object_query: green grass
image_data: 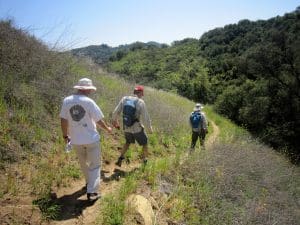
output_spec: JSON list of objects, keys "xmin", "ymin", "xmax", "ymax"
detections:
[
  {"xmin": 3, "ymin": 61, "xmax": 299, "ymax": 225},
  {"xmin": 97, "ymin": 173, "xmax": 138, "ymax": 225},
  {"xmin": 1, "ymin": 20, "xmax": 299, "ymax": 225},
  {"xmin": 160, "ymin": 108, "xmax": 300, "ymax": 225},
  {"xmin": 32, "ymin": 197, "xmax": 61, "ymax": 220},
  {"xmin": 204, "ymin": 105, "xmax": 248, "ymax": 141},
  {"xmin": 99, "ymin": 194, "xmax": 125, "ymax": 225}
]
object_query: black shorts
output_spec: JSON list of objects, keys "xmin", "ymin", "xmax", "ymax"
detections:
[{"xmin": 125, "ymin": 129, "xmax": 148, "ymax": 146}]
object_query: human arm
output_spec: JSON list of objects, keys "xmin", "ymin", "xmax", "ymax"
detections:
[
  {"xmin": 201, "ymin": 113, "xmax": 208, "ymax": 133},
  {"xmin": 140, "ymin": 101, "xmax": 153, "ymax": 133},
  {"xmin": 111, "ymin": 98, "xmax": 123, "ymax": 129},
  {"xmin": 60, "ymin": 118, "xmax": 70, "ymax": 143},
  {"xmin": 189, "ymin": 113, "xmax": 193, "ymax": 128},
  {"xmin": 97, "ymin": 119, "xmax": 112, "ymax": 133}
]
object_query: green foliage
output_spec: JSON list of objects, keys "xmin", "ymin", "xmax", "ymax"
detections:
[
  {"xmin": 0, "ymin": 20, "xmax": 77, "ymax": 162},
  {"xmin": 99, "ymin": 195, "xmax": 125, "ymax": 225},
  {"xmin": 199, "ymin": 9, "xmax": 300, "ymax": 161},
  {"xmin": 71, "ymin": 41, "xmax": 164, "ymax": 64},
  {"xmin": 98, "ymin": 174, "xmax": 138, "ymax": 225},
  {"xmin": 96, "ymin": 8, "xmax": 300, "ymax": 161},
  {"xmin": 163, "ymin": 109, "xmax": 300, "ymax": 225},
  {"xmin": 106, "ymin": 38, "xmax": 212, "ymax": 103},
  {"xmin": 32, "ymin": 197, "xmax": 61, "ymax": 220}
]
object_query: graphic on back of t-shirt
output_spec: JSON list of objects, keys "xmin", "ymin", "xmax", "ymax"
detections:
[{"xmin": 70, "ymin": 104, "xmax": 86, "ymax": 121}]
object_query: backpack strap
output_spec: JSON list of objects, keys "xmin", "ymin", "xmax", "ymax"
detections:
[{"xmin": 133, "ymin": 98, "xmax": 139, "ymax": 122}]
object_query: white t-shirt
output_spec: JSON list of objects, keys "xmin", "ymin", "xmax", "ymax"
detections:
[{"xmin": 59, "ymin": 94, "xmax": 104, "ymax": 145}]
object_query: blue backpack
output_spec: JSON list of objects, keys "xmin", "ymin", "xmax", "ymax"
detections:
[
  {"xmin": 123, "ymin": 98, "xmax": 138, "ymax": 127},
  {"xmin": 190, "ymin": 111, "xmax": 202, "ymax": 129}
]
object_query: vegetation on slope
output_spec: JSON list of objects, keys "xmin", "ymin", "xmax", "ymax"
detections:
[
  {"xmin": 0, "ymin": 20, "xmax": 194, "ymax": 223},
  {"xmin": 0, "ymin": 19, "xmax": 299, "ymax": 225},
  {"xmin": 0, "ymin": 20, "xmax": 77, "ymax": 164},
  {"xmin": 98, "ymin": 8, "xmax": 300, "ymax": 162},
  {"xmin": 160, "ymin": 107, "xmax": 300, "ymax": 225},
  {"xmin": 71, "ymin": 41, "xmax": 167, "ymax": 64}
]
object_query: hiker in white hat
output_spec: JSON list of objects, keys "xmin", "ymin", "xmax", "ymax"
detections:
[
  {"xmin": 189, "ymin": 103, "xmax": 208, "ymax": 151},
  {"xmin": 60, "ymin": 78, "xmax": 112, "ymax": 201}
]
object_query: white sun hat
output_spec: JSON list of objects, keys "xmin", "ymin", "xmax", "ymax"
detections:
[
  {"xmin": 73, "ymin": 78, "xmax": 97, "ymax": 90},
  {"xmin": 194, "ymin": 103, "xmax": 203, "ymax": 111}
]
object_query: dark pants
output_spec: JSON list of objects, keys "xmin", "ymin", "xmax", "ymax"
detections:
[
  {"xmin": 191, "ymin": 130, "xmax": 206, "ymax": 149},
  {"xmin": 124, "ymin": 129, "xmax": 148, "ymax": 146}
]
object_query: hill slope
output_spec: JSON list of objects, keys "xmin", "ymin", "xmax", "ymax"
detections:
[
  {"xmin": 0, "ymin": 19, "xmax": 299, "ymax": 225},
  {"xmin": 79, "ymin": 8, "xmax": 300, "ymax": 162},
  {"xmin": 70, "ymin": 41, "xmax": 166, "ymax": 64}
]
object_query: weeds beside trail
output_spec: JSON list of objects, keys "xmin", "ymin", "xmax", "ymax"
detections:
[
  {"xmin": 1, "ymin": 20, "xmax": 299, "ymax": 224},
  {"xmin": 161, "ymin": 107, "xmax": 300, "ymax": 225}
]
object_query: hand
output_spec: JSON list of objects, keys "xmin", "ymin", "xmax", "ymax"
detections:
[
  {"xmin": 149, "ymin": 126, "xmax": 153, "ymax": 134},
  {"xmin": 64, "ymin": 136, "xmax": 70, "ymax": 144},
  {"xmin": 112, "ymin": 120, "xmax": 120, "ymax": 130},
  {"xmin": 107, "ymin": 126, "xmax": 113, "ymax": 134}
]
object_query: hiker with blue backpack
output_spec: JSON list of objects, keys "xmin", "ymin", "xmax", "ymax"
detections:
[
  {"xmin": 112, "ymin": 85, "xmax": 153, "ymax": 167},
  {"xmin": 190, "ymin": 103, "xmax": 208, "ymax": 151}
]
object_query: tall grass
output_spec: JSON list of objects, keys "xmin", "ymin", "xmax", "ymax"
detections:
[
  {"xmin": 2, "ymin": 20, "xmax": 298, "ymax": 225},
  {"xmin": 88, "ymin": 70, "xmax": 198, "ymax": 225},
  {"xmin": 161, "ymin": 108, "xmax": 300, "ymax": 225}
]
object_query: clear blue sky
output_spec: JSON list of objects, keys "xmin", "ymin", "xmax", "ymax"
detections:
[{"xmin": 0, "ymin": 0, "xmax": 299, "ymax": 49}]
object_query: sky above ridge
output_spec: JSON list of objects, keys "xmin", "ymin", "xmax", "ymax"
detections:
[{"xmin": 0, "ymin": 0, "xmax": 299, "ymax": 49}]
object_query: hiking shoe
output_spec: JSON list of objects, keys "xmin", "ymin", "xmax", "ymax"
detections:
[
  {"xmin": 115, "ymin": 156, "xmax": 124, "ymax": 167},
  {"xmin": 87, "ymin": 193, "xmax": 99, "ymax": 201},
  {"xmin": 125, "ymin": 157, "xmax": 131, "ymax": 164},
  {"xmin": 143, "ymin": 159, "xmax": 148, "ymax": 165},
  {"xmin": 82, "ymin": 183, "xmax": 87, "ymax": 193}
]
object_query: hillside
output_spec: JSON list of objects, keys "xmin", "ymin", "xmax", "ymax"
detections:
[
  {"xmin": 0, "ymin": 19, "xmax": 299, "ymax": 225},
  {"xmin": 0, "ymin": 20, "xmax": 76, "ymax": 164},
  {"xmin": 79, "ymin": 8, "xmax": 300, "ymax": 162},
  {"xmin": 70, "ymin": 41, "xmax": 167, "ymax": 64},
  {"xmin": 0, "ymin": 20, "xmax": 193, "ymax": 223}
]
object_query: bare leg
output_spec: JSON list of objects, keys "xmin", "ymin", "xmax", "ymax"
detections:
[
  {"xmin": 116, "ymin": 143, "xmax": 130, "ymax": 167},
  {"xmin": 142, "ymin": 144, "xmax": 148, "ymax": 160},
  {"xmin": 120, "ymin": 143, "xmax": 130, "ymax": 158}
]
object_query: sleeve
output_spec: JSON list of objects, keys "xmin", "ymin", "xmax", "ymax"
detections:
[
  {"xmin": 112, "ymin": 98, "xmax": 124, "ymax": 121},
  {"xmin": 59, "ymin": 99, "xmax": 68, "ymax": 119},
  {"xmin": 140, "ymin": 100, "xmax": 152, "ymax": 130},
  {"xmin": 90, "ymin": 100, "xmax": 104, "ymax": 122},
  {"xmin": 201, "ymin": 112, "xmax": 208, "ymax": 129},
  {"xmin": 189, "ymin": 113, "xmax": 192, "ymax": 127}
]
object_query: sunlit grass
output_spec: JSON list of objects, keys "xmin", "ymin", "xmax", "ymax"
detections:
[{"xmin": 161, "ymin": 107, "xmax": 300, "ymax": 225}]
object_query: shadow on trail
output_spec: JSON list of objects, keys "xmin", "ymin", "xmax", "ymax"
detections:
[
  {"xmin": 48, "ymin": 186, "xmax": 97, "ymax": 221},
  {"xmin": 102, "ymin": 166, "xmax": 140, "ymax": 182},
  {"xmin": 39, "ymin": 166, "xmax": 141, "ymax": 221}
]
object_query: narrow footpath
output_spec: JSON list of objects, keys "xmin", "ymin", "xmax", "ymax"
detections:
[{"xmin": 50, "ymin": 120, "xmax": 220, "ymax": 225}]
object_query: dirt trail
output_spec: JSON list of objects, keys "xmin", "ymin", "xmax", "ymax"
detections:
[
  {"xmin": 52, "ymin": 122, "xmax": 220, "ymax": 225},
  {"xmin": 179, "ymin": 120, "xmax": 219, "ymax": 165},
  {"xmin": 0, "ymin": 120, "xmax": 220, "ymax": 225},
  {"xmin": 207, "ymin": 121, "xmax": 220, "ymax": 148},
  {"xmin": 49, "ymin": 160, "xmax": 141, "ymax": 225}
]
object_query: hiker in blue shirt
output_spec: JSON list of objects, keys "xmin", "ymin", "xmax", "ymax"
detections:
[
  {"xmin": 189, "ymin": 103, "xmax": 208, "ymax": 151},
  {"xmin": 112, "ymin": 85, "xmax": 153, "ymax": 167}
]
